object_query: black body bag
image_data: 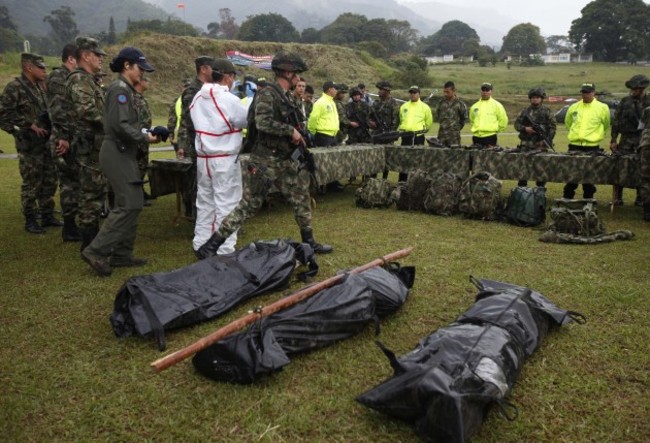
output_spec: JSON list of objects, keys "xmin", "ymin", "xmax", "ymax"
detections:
[
  {"xmin": 356, "ymin": 277, "xmax": 585, "ymax": 443},
  {"xmin": 110, "ymin": 240, "xmax": 318, "ymax": 351},
  {"xmin": 192, "ymin": 265, "xmax": 415, "ymax": 384}
]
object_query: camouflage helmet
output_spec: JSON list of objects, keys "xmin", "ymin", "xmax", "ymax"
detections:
[
  {"xmin": 528, "ymin": 87, "xmax": 546, "ymax": 99},
  {"xmin": 335, "ymin": 83, "xmax": 349, "ymax": 93},
  {"xmin": 271, "ymin": 51, "xmax": 308, "ymax": 73},
  {"xmin": 625, "ymin": 74, "xmax": 650, "ymax": 89},
  {"xmin": 349, "ymin": 86, "xmax": 362, "ymax": 96},
  {"xmin": 375, "ymin": 80, "xmax": 392, "ymax": 91}
]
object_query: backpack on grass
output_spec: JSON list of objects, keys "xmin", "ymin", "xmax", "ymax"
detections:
[
  {"xmin": 548, "ymin": 198, "xmax": 604, "ymax": 236},
  {"xmin": 458, "ymin": 171, "xmax": 503, "ymax": 220},
  {"xmin": 355, "ymin": 178, "xmax": 395, "ymax": 208},
  {"xmin": 423, "ymin": 171, "xmax": 463, "ymax": 216},
  {"xmin": 396, "ymin": 169, "xmax": 432, "ymax": 211},
  {"xmin": 505, "ymin": 186, "xmax": 546, "ymax": 226}
]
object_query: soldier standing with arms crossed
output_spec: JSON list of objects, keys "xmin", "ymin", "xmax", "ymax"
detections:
[{"xmin": 436, "ymin": 81, "xmax": 467, "ymax": 147}]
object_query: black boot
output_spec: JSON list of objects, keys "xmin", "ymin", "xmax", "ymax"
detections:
[
  {"xmin": 195, "ymin": 232, "xmax": 226, "ymax": 260},
  {"xmin": 301, "ymin": 229, "xmax": 333, "ymax": 254},
  {"xmin": 80, "ymin": 225, "xmax": 99, "ymax": 252},
  {"xmin": 41, "ymin": 213, "xmax": 64, "ymax": 227},
  {"xmin": 25, "ymin": 216, "xmax": 45, "ymax": 234},
  {"xmin": 643, "ymin": 202, "xmax": 650, "ymax": 222},
  {"xmin": 62, "ymin": 216, "xmax": 82, "ymax": 242}
]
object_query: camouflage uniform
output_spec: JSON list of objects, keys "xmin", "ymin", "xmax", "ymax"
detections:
[
  {"xmin": 346, "ymin": 100, "xmax": 372, "ymax": 144},
  {"xmin": 47, "ymin": 65, "xmax": 79, "ymax": 219},
  {"xmin": 639, "ymin": 106, "xmax": 650, "ymax": 220},
  {"xmin": 134, "ymin": 91, "xmax": 152, "ymax": 179},
  {"xmin": 370, "ymin": 96, "xmax": 400, "ymax": 134},
  {"xmin": 66, "ymin": 67, "xmax": 106, "ymax": 231},
  {"xmin": 0, "ymin": 73, "xmax": 58, "ymax": 222},
  {"xmin": 436, "ymin": 96, "xmax": 467, "ymax": 147},
  {"xmin": 177, "ymin": 78, "xmax": 202, "ymax": 217},
  {"xmin": 335, "ymin": 98, "xmax": 350, "ymax": 144},
  {"xmin": 304, "ymin": 100, "xmax": 313, "ymax": 120},
  {"xmin": 514, "ymin": 104, "xmax": 556, "ymax": 150},
  {"xmin": 611, "ymin": 93, "xmax": 650, "ymax": 154}
]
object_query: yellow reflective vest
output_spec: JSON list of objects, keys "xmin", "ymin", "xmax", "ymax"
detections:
[
  {"xmin": 469, "ymin": 97, "xmax": 508, "ymax": 137},
  {"xmin": 307, "ymin": 94, "xmax": 339, "ymax": 136},
  {"xmin": 565, "ymin": 99, "xmax": 610, "ymax": 146},
  {"xmin": 398, "ymin": 99, "xmax": 433, "ymax": 132}
]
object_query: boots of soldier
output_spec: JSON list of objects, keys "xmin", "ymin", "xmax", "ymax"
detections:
[
  {"xmin": 80, "ymin": 225, "xmax": 99, "ymax": 252},
  {"xmin": 613, "ymin": 186, "xmax": 624, "ymax": 206},
  {"xmin": 195, "ymin": 232, "xmax": 226, "ymax": 260},
  {"xmin": 301, "ymin": 229, "xmax": 333, "ymax": 254},
  {"xmin": 62, "ymin": 216, "xmax": 82, "ymax": 242},
  {"xmin": 41, "ymin": 213, "xmax": 64, "ymax": 227},
  {"xmin": 25, "ymin": 216, "xmax": 45, "ymax": 234},
  {"xmin": 643, "ymin": 203, "xmax": 650, "ymax": 222}
]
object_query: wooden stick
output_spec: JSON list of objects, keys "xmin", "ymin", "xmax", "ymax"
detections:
[{"xmin": 150, "ymin": 247, "xmax": 413, "ymax": 373}]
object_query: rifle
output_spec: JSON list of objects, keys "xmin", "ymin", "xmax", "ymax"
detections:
[
  {"xmin": 346, "ymin": 103, "xmax": 371, "ymax": 135},
  {"xmin": 524, "ymin": 111, "xmax": 554, "ymax": 151},
  {"xmin": 371, "ymin": 129, "xmax": 428, "ymax": 146},
  {"xmin": 285, "ymin": 95, "xmax": 316, "ymax": 173}
]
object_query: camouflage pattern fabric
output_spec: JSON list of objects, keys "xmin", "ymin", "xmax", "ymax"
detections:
[
  {"xmin": 335, "ymin": 99, "xmax": 349, "ymax": 144},
  {"xmin": 639, "ymin": 107, "xmax": 650, "ymax": 204},
  {"xmin": 0, "ymin": 74, "xmax": 57, "ymax": 217},
  {"xmin": 385, "ymin": 145, "xmax": 471, "ymax": 178},
  {"xmin": 472, "ymin": 150, "xmax": 640, "ymax": 187},
  {"xmin": 176, "ymin": 78, "xmax": 202, "ymax": 158},
  {"xmin": 547, "ymin": 198, "xmax": 605, "ymax": 236},
  {"xmin": 149, "ymin": 157, "xmax": 193, "ymax": 198},
  {"xmin": 47, "ymin": 66, "xmax": 79, "ymax": 218},
  {"xmin": 539, "ymin": 229, "xmax": 634, "ymax": 244},
  {"xmin": 311, "ymin": 144, "xmax": 384, "ymax": 184},
  {"xmin": 66, "ymin": 68, "xmax": 106, "ymax": 229},
  {"xmin": 396, "ymin": 169, "xmax": 432, "ymax": 211},
  {"xmin": 513, "ymin": 104, "xmax": 556, "ymax": 149},
  {"xmin": 436, "ymin": 96, "xmax": 467, "ymax": 147},
  {"xmin": 355, "ymin": 178, "xmax": 395, "ymax": 208},
  {"xmin": 370, "ymin": 97, "xmax": 400, "ymax": 133},
  {"xmin": 611, "ymin": 93, "xmax": 650, "ymax": 154},
  {"xmin": 423, "ymin": 171, "xmax": 463, "ymax": 216},
  {"xmin": 458, "ymin": 171, "xmax": 503, "ymax": 220},
  {"xmin": 346, "ymin": 101, "xmax": 372, "ymax": 144},
  {"xmin": 134, "ymin": 92, "xmax": 152, "ymax": 178}
]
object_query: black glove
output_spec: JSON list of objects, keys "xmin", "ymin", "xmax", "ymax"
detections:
[{"xmin": 150, "ymin": 126, "xmax": 170, "ymax": 142}]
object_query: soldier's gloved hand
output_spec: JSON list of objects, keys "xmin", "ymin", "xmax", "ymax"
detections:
[{"xmin": 150, "ymin": 126, "xmax": 170, "ymax": 142}]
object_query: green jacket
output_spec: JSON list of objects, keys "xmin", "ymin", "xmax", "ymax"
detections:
[
  {"xmin": 46, "ymin": 65, "xmax": 73, "ymax": 141},
  {"xmin": 65, "ymin": 67, "xmax": 104, "ymax": 136},
  {"xmin": 469, "ymin": 97, "xmax": 508, "ymax": 137},
  {"xmin": 398, "ymin": 99, "xmax": 433, "ymax": 132},
  {"xmin": 565, "ymin": 99, "xmax": 610, "ymax": 146},
  {"xmin": 308, "ymin": 94, "xmax": 338, "ymax": 136}
]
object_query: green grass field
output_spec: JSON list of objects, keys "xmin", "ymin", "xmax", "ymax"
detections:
[{"xmin": 1, "ymin": 45, "xmax": 649, "ymax": 442}]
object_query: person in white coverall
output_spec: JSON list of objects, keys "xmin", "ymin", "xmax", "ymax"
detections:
[{"xmin": 190, "ymin": 59, "xmax": 249, "ymax": 255}]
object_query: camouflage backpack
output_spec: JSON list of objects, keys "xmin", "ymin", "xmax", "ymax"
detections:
[
  {"xmin": 548, "ymin": 198, "xmax": 605, "ymax": 236},
  {"xmin": 396, "ymin": 169, "xmax": 432, "ymax": 211},
  {"xmin": 458, "ymin": 171, "xmax": 503, "ymax": 220},
  {"xmin": 423, "ymin": 171, "xmax": 463, "ymax": 216},
  {"xmin": 355, "ymin": 178, "xmax": 395, "ymax": 208},
  {"xmin": 505, "ymin": 186, "xmax": 546, "ymax": 226}
]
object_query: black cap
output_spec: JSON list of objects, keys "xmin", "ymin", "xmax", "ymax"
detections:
[
  {"xmin": 580, "ymin": 83, "xmax": 596, "ymax": 93},
  {"xmin": 117, "ymin": 47, "xmax": 154, "ymax": 72},
  {"xmin": 408, "ymin": 85, "xmax": 420, "ymax": 93},
  {"xmin": 480, "ymin": 82, "xmax": 492, "ymax": 90},
  {"xmin": 323, "ymin": 80, "xmax": 335, "ymax": 92}
]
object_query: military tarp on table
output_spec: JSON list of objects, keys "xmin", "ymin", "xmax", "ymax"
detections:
[
  {"xmin": 472, "ymin": 151, "xmax": 640, "ymax": 187},
  {"xmin": 149, "ymin": 157, "xmax": 192, "ymax": 198},
  {"xmin": 384, "ymin": 145, "xmax": 472, "ymax": 178},
  {"xmin": 310, "ymin": 144, "xmax": 385, "ymax": 184}
]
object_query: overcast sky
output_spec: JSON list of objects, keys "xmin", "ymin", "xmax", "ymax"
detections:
[{"xmin": 398, "ymin": 0, "xmax": 595, "ymax": 36}]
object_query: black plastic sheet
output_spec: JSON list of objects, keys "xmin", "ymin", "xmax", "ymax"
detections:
[
  {"xmin": 110, "ymin": 240, "xmax": 317, "ymax": 351},
  {"xmin": 192, "ymin": 265, "xmax": 415, "ymax": 384},
  {"xmin": 356, "ymin": 277, "xmax": 585, "ymax": 443}
]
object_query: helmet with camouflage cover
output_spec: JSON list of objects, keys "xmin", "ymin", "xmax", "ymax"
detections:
[
  {"xmin": 375, "ymin": 80, "xmax": 392, "ymax": 91},
  {"xmin": 271, "ymin": 51, "xmax": 308, "ymax": 73},
  {"xmin": 349, "ymin": 86, "xmax": 362, "ymax": 96},
  {"xmin": 528, "ymin": 87, "xmax": 546, "ymax": 99},
  {"xmin": 625, "ymin": 74, "xmax": 650, "ymax": 89},
  {"xmin": 335, "ymin": 83, "xmax": 349, "ymax": 93}
]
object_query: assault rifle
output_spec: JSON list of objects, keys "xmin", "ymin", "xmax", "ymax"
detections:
[
  {"xmin": 523, "ymin": 111, "xmax": 554, "ymax": 151},
  {"xmin": 371, "ymin": 129, "xmax": 428, "ymax": 146},
  {"xmin": 285, "ymin": 99, "xmax": 316, "ymax": 173}
]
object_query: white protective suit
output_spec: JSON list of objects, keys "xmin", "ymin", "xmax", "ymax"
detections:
[{"xmin": 190, "ymin": 83, "xmax": 249, "ymax": 254}]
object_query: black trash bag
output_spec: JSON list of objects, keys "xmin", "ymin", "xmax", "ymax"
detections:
[
  {"xmin": 193, "ymin": 266, "xmax": 415, "ymax": 384},
  {"xmin": 357, "ymin": 277, "xmax": 585, "ymax": 443},
  {"xmin": 110, "ymin": 239, "xmax": 317, "ymax": 351}
]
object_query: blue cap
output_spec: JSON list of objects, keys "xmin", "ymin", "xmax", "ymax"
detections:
[{"xmin": 116, "ymin": 47, "xmax": 154, "ymax": 72}]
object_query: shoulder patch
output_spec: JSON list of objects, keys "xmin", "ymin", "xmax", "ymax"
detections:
[{"xmin": 117, "ymin": 93, "xmax": 128, "ymax": 104}]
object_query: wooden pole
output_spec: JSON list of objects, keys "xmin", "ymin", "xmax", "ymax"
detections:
[{"xmin": 150, "ymin": 247, "xmax": 413, "ymax": 373}]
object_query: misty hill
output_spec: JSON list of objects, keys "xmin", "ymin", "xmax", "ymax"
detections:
[
  {"xmin": 4, "ymin": 0, "xmax": 170, "ymax": 36},
  {"xmin": 145, "ymin": 0, "xmax": 440, "ymax": 36}
]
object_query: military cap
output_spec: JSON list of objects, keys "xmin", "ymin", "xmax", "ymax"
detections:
[
  {"xmin": 408, "ymin": 85, "xmax": 420, "ymax": 93},
  {"xmin": 335, "ymin": 83, "xmax": 348, "ymax": 92},
  {"xmin": 116, "ymin": 47, "xmax": 154, "ymax": 72},
  {"xmin": 375, "ymin": 80, "xmax": 392, "ymax": 91},
  {"xmin": 349, "ymin": 87, "xmax": 362, "ymax": 96},
  {"xmin": 271, "ymin": 51, "xmax": 308, "ymax": 72},
  {"xmin": 528, "ymin": 87, "xmax": 546, "ymax": 99},
  {"xmin": 323, "ymin": 80, "xmax": 336, "ymax": 92},
  {"xmin": 75, "ymin": 37, "xmax": 107, "ymax": 56},
  {"xmin": 624, "ymin": 74, "xmax": 650, "ymax": 90},
  {"xmin": 480, "ymin": 82, "xmax": 493, "ymax": 90},
  {"xmin": 194, "ymin": 56, "xmax": 215, "ymax": 70},
  {"xmin": 212, "ymin": 58, "xmax": 240, "ymax": 75},
  {"xmin": 21, "ymin": 53, "xmax": 46, "ymax": 68},
  {"xmin": 580, "ymin": 82, "xmax": 596, "ymax": 93}
]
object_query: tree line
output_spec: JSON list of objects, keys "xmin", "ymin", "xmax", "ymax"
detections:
[{"xmin": 1, "ymin": 0, "xmax": 649, "ymax": 63}]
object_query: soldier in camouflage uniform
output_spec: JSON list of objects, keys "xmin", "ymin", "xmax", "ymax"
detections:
[
  {"xmin": 195, "ymin": 51, "xmax": 333, "ymax": 259},
  {"xmin": 176, "ymin": 56, "xmax": 216, "ymax": 218},
  {"xmin": 346, "ymin": 87, "xmax": 372, "ymax": 144},
  {"xmin": 370, "ymin": 80, "xmax": 400, "ymax": 179},
  {"xmin": 436, "ymin": 81, "xmax": 467, "ymax": 147},
  {"xmin": 66, "ymin": 37, "xmax": 108, "ymax": 249},
  {"xmin": 303, "ymin": 84, "xmax": 314, "ymax": 119},
  {"xmin": 610, "ymin": 74, "xmax": 650, "ymax": 205},
  {"xmin": 514, "ymin": 87, "xmax": 556, "ymax": 187},
  {"xmin": 166, "ymin": 79, "xmax": 190, "ymax": 150},
  {"xmin": 639, "ymin": 106, "xmax": 650, "ymax": 221},
  {"xmin": 46, "ymin": 43, "xmax": 81, "ymax": 241},
  {"xmin": 133, "ymin": 75, "xmax": 153, "ymax": 204},
  {"xmin": 334, "ymin": 83, "xmax": 350, "ymax": 144},
  {"xmin": 0, "ymin": 53, "xmax": 61, "ymax": 234}
]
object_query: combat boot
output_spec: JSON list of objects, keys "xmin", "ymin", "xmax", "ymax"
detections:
[
  {"xmin": 81, "ymin": 248, "xmax": 112, "ymax": 277},
  {"xmin": 25, "ymin": 216, "xmax": 45, "ymax": 234},
  {"xmin": 62, "ymin": 216, "xmax": 82, "ymax": 242},
  {"xmin": 301, "ymin": 229, "xmax": 333, "ymax": 254},
  {"xmin": 41, "ymin": 213, "xmax": 64, "ymax": 227},
  {"xmin": 195, "ymin": 232, "xmax": 226, "ymax": 260},
  {"xmin": 79, "ymin": 225, "xmax": 99, "ymax": 251},
  {"xmin": 643, "ymin": 203, "xmax": 650, "ymax": 222}
]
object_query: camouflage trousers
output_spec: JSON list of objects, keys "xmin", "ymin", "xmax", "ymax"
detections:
[
  {"xmin": 617, "ymin": 133, "xmax": 641, "ymax": 154},
  {"xmin": 181, "ymin": 156, "xmax": 198, "ymax": 218},
  {"xmin": 219, "ymin": 155, "xmax": 312, "ymax": 238},
  {"xmin": 49, "ymin": 138, "xmax": 80, "ymax": 219},
  {"xmin": 639, "ymin": 143, "xmax": 650, "ymax": 204},
  {"xmin": 136, "ymin": 142, "xmax": 149, "ymax": 180},
  {"xmin": 77, "ymin": 154, "xmax": 107, "ymax": 229},
  {"xmin": 17, "ymin": 140, "xmax": 58, "ymax": 218},
  {"xmin": 347, "ymin": 127, "xmax": 372, "ymax": 144},
  {"xmin": 437, "ymin": 128, "xmax": 461, "ymax": 147}
]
